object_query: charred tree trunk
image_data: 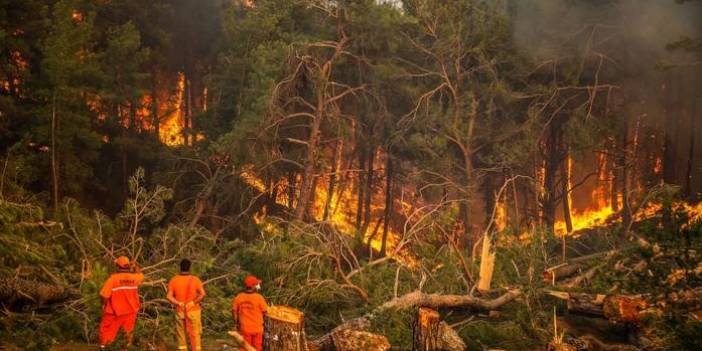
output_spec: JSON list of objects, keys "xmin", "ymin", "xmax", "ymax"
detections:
[
  {"xmin": 361, "ymin": 144, "xmax": 375, "ymax": 237},
  {"xmin": 355, "ymin": 147, "xmax": 366, "ymax": 236},
  {"xmin": 295, "ymin": 111, "xmax": 323, "ymax": 221},
  {"xmin": 287, "ymin": 170, "xmax": 297, "ymax": 208},
  {"xmin": 561, "ymin": 148, "xmax": 573, "ymax": 234},
  {"xmin": 264, "ymin": 306, "xmax": 308, "ymax": 351},
  {"xmin": 380, "ymin": 155, "xmax": 393, "ymax": 256},
  {"xmin": 620, "ymin": 121, "xmax": 632, "ymax": 230},
  {"xmin": 323, "ymin": 140, "xmax": 342, "ymax": 221},
  {"xmin": 50, "ymin": 91, "xmax": 59, "ymax": 213},
  {"xmin": 685, "ymin": 100, "xmax": 696, "ymax": 199},
  {"xmin": 542, "ymin": 120, "xmax": 561, "ymax": 232}
]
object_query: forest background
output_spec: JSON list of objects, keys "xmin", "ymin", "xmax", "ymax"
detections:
[{"xmin": 1, "ymin": 0, "xmax": 702, "ymax": 350}]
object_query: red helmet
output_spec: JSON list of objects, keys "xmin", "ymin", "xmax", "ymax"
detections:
[
  {"xmin": 244, "ymin": 275, "xmax": 262, "ymax": 288},
  {"xmin": 114, "ymin": 256, "xmax": 130, "ymax": 268}
]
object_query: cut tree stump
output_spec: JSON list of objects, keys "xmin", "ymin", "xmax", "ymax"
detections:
[
  {"xmin": 412, "ymin": 307, "xmax": 466, "ymax": 351},
  {"xmin": 413, "ymin": 307, "xmax": 440, "ymax": 351},
  {"xmin": 264, "ymin": 305, "xmax": 307, "ymax": 351}
]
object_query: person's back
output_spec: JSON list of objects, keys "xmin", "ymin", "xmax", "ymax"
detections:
[
  {"xmin": 232, "ymin": 291, "xmax": 267, "ymax": 334},
  {"xmin": 232, "ymin": 275, "xmax": 268, "ymax": 351},
  {"xmin": 168, "ymin": 274, "xmax": 204, "ymax": 312},
  {"xmin": 101, "ymin": 271, "xmax": 143, "ymax": 315},
  {"xmin": 167, "ymin": 259, "xmax": 206, "ymax": 351},
  {"xmin": 98, "ymin": 256, "xmax": 144, "ymax": 349}
]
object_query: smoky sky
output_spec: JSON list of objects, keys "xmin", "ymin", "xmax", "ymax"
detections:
[{"xmin": 513, "ymin": 0, "xmax": 702, "ymax": 67}]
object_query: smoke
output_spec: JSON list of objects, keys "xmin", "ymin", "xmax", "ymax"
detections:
[
  {"xmin": 512, "ymin": 0, "xmax": 702, "ymax": 206},
  {"xmin": 513, "ymin": 0, "xmax": 702, "ymax": 65}
]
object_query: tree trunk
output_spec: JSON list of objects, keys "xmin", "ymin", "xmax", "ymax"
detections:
[
  {"xmin": 295, "ymin": 112, "xmax": 323, "ymax": 220},
  {"xmin": 685, "ymin": 99, "xmax": 696, "ymax": 199},
  {"xmin": 151, "ymin": 83, "xmax": 160, "ymax": 139},
  {"xmin": 542, "ymin": 129, "xmax": 560, "ymax": 232},
  {"xmin": 355, "ymin": 147, "xmax": 366, "ymax": 235},
  {"xmin": 477, "ymin": 233, "xmax": 496, "ymax": 292},
  {"xmin": 380, "ymin": 155, "xmax": 393, "ymax": 256},
  {"xmin": 361, "ymin": 144, "xmax": 375, "ymax": 237},
  {"xmin": 50, "ymin": 91, "xmax": 59, "ymax": 213},
  {"xmin": 542, "ymin": 263, "xmax": 583, "ymax": 284},
  {"xmin": 413, "ymin": 308, "xmax": 467, "ymax": 351},
  {"xmin": 413, "ymin": 308, "xmax": 440, "ymax": 351},
  {"xmin": 264, "ymin": 305, "xmax": 308, "ymax": 351},
  {"xmin": 562, "ymin": 150, "xmax": 574, "ymax": 234},
  {"xmin": 610, "ymin": 139, "xmax": 620, "ymax": 213},
  {"xmin": 323, "ymin": 140, "xmax": 342, "ymax": 221},
  {"xmin": 547, "ymin": 291, "xmax": 647, "ymax": 323},
  {"xmin": 620, "ymin": 120, "xmax": 632, "ymax": 229}
]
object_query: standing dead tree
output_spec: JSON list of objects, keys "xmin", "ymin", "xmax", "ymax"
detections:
[{"xmin": 265, "ymin": 6, "xmax": 364, "ymax": 221}]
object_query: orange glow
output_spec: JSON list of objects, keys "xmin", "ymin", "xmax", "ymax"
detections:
[
  {"xmin": 554, "ymin": 206, "xmax": 615, "ymax": 236},
  {"xmin": 494, "ymin": 198, "xmax": 507, "ymax": 232},
  {"xmin": 159, "ymin": 72, "xmax": 186, "ymax": 146},
  {"xmin": 239, "ymin": 153, "xmax": 414, "ymax": 266},
  {"xmin": 71, "ymin": 10, "xmax": 83, "ymax": 23},
  {"xmin": 653, "ymin": 156, "xmax": 663, "ymax": 175}
]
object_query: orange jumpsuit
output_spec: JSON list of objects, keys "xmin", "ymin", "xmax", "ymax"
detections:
[
  {"xmin": 98, "ymin": 271, "xmax": 144, "ymax": 346},
  {"xmin": 232, "ymin": 292, "xmax": 268, "ymax": 351},
  {"xmin": 167, "ymin": 274, "xmax": 205, "ymax": 351}
]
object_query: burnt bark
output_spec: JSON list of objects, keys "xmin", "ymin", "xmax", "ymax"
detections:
[
  {"xmin": 380, "ymin": 155, "xmax": 393, "ymax": 256},
  {"xmin": 355, "ymin": 147, "xmax": 366, "ymax": 236},
  {"xmin": 361, "ymin": 144, "xmax": 375, "ymax": 237},
  {"xmin": 323, "ymin": 140, "xmax": 342, "ymax": 221},
  {"xmin": 50, "ymin": 91, "xmax": 59, "ymax": 213},
  {"xmin": 562, "ymin": 147, "xmax": 573, "ymax": 234}
]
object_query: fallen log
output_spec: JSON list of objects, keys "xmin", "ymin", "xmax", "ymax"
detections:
[
  {"xmin": 310, "ymin": 289, "xmax": 520, "ymax": 350},
  {"xmin": 546, "ymin": 291, "xmax": 647, "ymax": 323},
  {"xmin": 264, "ymin": 305, "xmax": 308, "ymax": 351},
  {"xmin": 0, "ymin": 276, "xmax": 77, "ymax": 309},
  {"xmin": 543, "ymin": 263, "xmax": 583, "ymax": 284},
  {"xmin": 543, "ymin": 248, "xmax": 624, "ymax": 285},
  {"xmin": 331, "ymin": 329, "xmax": 390, "ymax": 351}
]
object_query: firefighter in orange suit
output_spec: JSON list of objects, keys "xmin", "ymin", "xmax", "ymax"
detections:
[
  {"xmin": 98, "ymin": 256, "xmax": 144, "ymax": 349},
  {"xmin": 167, "ymin": 259, "xmax": 206, "ymax": 351},
  {"xmin": 232, "ymin": 275, "xmax": 268, "ymax": 351}
]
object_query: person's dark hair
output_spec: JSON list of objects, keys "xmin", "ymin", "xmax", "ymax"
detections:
[{"xmin": 180, "ymin": 259, "xmax": 191, "ymax": 273}]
